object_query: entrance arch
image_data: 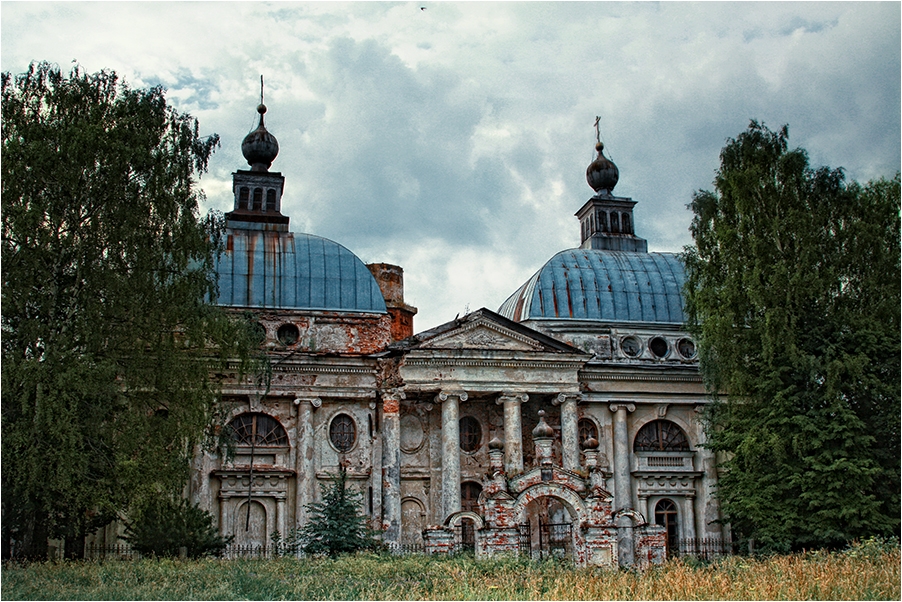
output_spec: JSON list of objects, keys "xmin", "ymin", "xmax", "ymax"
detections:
[{"xmin": 512, "ymin": 484, "xmax": 586, "ymax": 561}]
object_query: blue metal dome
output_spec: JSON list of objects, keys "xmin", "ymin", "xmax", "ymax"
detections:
[
  {"xmin": 498, "ymin": 249, "xmax": 686, "ymax": 324},
  {"xmin": 215, "ymin": 230, "xmax": 387, "ymax": 313}
]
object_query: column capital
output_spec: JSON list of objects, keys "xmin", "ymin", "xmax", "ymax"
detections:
[
  {"xmin": 609, "ymin": 402, "xmax": 636, "ymax": 413},
  {"xmin": 381, "ymin": 388, "xmax": 406, "ymax": 403},
  {"xmin": 436, "ymin": 390, "xmax": 468, "ymax": 403},
  {"xmin": 293, "ymin": 397, "xmax": 322, "ymax": 409},
  {"xmin": 552, "ymin": 392, "xmax": 581, "ymax": 406},
  {"xmin": 496, "ymin": 392, "xmax": 528, "ymax": 406}
]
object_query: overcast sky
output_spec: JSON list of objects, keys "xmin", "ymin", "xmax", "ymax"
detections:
[{"xmin": 3, "ymin": 2, "xmax": 899, "ymax": 331}]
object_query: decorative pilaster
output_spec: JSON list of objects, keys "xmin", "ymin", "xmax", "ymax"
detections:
[
  {"xmin": 438, "ymin": 391, "xmax": 467, "ymax": 519},
  {"xmin": 553, "ymin": 393, "xmax": 581, "ymax": 471},
  {"xmin": 496, "ymin": 393, "xmax": 528, "ymax": 474},
  {"xmin": 293, "ymin": 397, "xmax": 321, "ymax": 526},
  {"xmin": 381, "ymin": 389, "xmax": 405, "ymax": 545}
]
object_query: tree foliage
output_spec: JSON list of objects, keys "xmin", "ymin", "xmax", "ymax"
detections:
[
  {"xmin": 683, "ymin": 121, "xmax": 900, "ymax": 551},
  {"xmin": 1, "ymin": 62, "xmax": 260, "ymax": 558},
  {"xmin": 299, "ymin": 466, "xmax": 380, "ymax": 557},
  {"xmin": 122, "ymin": 496, "xmax": 232, "ymax": 558}
]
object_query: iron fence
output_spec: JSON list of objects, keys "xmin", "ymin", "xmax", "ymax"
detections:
[{"xmin": 675, "ymin": 538, "xmax": 738, "ymax": 560}]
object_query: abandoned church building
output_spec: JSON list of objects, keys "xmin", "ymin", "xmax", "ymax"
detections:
[{"xmin": 93, "ymin": 103, "xmax": 725, "ymax": 568}]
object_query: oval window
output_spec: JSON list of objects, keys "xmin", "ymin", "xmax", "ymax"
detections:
[
  {"xmin": 277, "ymin": 323, "xmax": 300, "ymax": 346},
  {"xmin": 649, "ymin": 336, "xmax": 669, "ymax": 358},
  {"xmin": 621, "ymin": 336, "xmax": 642, "ymax": 358},
  {"xmin": 677, "ymin": 338, "xmax": 696, "ymax": 359},
  {"xmin": 329, "ymin": 413, "xmax": 357, "ymax": 452},
  {"xmin": 459, "ymin": 416, "xmax": 482, "ymax": 452}
]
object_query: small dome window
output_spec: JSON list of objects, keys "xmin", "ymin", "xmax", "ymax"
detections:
[
  {"xmin": 238, "ymin": 187, "xmax": 250, "ymax": 210},
  {"xmin": 649, "ymin": 336, "xmax": 669, "ymax": 358},
  {"xmin": 459, "ymin": 416, "xmax": 482, "ymax": 452},
  {"xmin": 329, "ymin": 413, "xmax": 357, "ymax": 452},
  {"xmin": 252, "ymin": 188, "xmax": 263, "ymax": 210},
  {"xmin": 621, "ymin": 336, "xmax": 642, "ymax": 358},
  {"xmin": 266, "ymin": 189, "xmax": 276, "ymax": 211},
  {"xmin": 229, "ymin": 413, "xmax": 288, "ymax": 447},
  {"xmin": 277, "ymin": 323, "xmax": 299, "ymax": 346},
  {"xmin": 677, "ymin": 338, "xmax": 696, "ymax": 359}
]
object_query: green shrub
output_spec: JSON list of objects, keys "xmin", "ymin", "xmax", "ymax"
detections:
[{"xmin": 123, "ymin": 496, "xmax": 232, "ymax": 558}]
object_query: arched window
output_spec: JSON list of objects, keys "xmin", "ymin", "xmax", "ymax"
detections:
[
  {"xmin": 600, "ymin": 210, "xmax": 608, "ymax": 233},
  {"xmin": 229, "ymin": 413, "xmax": 288, "ymax": 447},
  {"xmin": 461, "ymin": 481, "xmax": 483, "ymax": 513},
  {"xmin": 238, "ymin": 187, "xmax": 250, "ymax": 210},
  {"xmin": 459, "ymin": 416, "xmax": 482, "ymax": 452},
  {"xmin": 266, "ymin": 189, "xmax": 276, "ymax": 211},
  {"xmin": 329, "ymin": 413, "xmax": 357, "ymax": 452},
  {"xmin": 611, "ymin": 212, "xmax": 620, "ymax": 233},
  {"xmin": 252, "ymin": 188, "xmax": 263, "ymax": 210},
  {"xmin": 633, "ymin": 420, "xmax": 690, "ymax": 452},
  {"xmin": 654, "ymin": 499, "xmax": 679, "ymax": 557},
  {"xmin": 578, "ymin": 418, "xmax": 598, "ymax": 445},
  {"xmin": 622, "ymin": 213, "xmax": 631, "ymax": 235}
]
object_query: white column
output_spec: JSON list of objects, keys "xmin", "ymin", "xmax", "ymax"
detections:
[
  {"xmin": 553, "ymin": 393, "xmax": 580, "ymax": 471},
  {"xmin": 496, "ymin": 393, "xmax": 528, "ymax": 474},
  {"xmin": 682, "ymin": 496, "xmax": 697, "ymax": 542},
  {"xmin": 438, "ymin": 391, "xmax": 467, "ymax": 519},
  {"xmin": 381, "ymin": 389, "xmax": 404, "ymax": 545},
  {"xmin": 293, "ymin": 397, "xmax": 321, "ymax": 526},
  {"xmin": 609, "ymin": 402, "xmax": 636, "ymax": 512}
]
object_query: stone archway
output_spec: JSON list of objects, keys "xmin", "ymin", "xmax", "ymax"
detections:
[{"xmin": 512, "ymin": 484, "xmax": 586, "ymax": 561}]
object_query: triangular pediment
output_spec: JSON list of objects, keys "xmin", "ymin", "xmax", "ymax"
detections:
[
  {"xmin": 392, "ymin": 308, "xmax": 585, "ymax": 354},
  {"xmin": 426, "ymin": 320, "xmax": 543, "ymax": 351}
]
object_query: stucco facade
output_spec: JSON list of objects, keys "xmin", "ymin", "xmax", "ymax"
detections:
[{"xmin": 163, "ymin": 106, "xmax": 725, "ymax": 567}]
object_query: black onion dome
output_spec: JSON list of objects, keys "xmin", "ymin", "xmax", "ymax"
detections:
[
  {"xmin": 586, "ymin": 142, "xmax": 619, "ymax": 195},
  {"xmin": 241, "ymin": 104, "xmax": 279, "ymax": 171}
]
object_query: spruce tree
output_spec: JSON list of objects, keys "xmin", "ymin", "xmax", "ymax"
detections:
[
  {"xmin": 683, "ymin": 121, "xmax": 900, "ymax": 551},
  {"xmin": 299, "ymin": 466, "xmax": 379, "ymax": 557}
]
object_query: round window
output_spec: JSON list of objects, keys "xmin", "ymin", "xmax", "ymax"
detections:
[
  {"xmin": 459, "ymin": 416, "xmax": 482, "ymax": 452},
  {"xmin": 649, "ymin": 336, "xmax": 669, "ymax": 358},
  {"xmin": 329, "ymin": 413, "xmax": 357, "ymax": 452},
  {"xmin": 621, "ymin": 336, "xmax": 642, "ymax": 358},
  {"xmin": 277, "ymin": 323, "xmax": 300, "ymax": 346},
  {"xmin": 677, "ymin": 338, "xmax": 696, "ymax": 359}
]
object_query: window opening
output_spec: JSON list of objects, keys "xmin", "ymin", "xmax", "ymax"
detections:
[
  {"xmin": 238, "ymin": 187, "xmax": 249, "ymax": 210},
  {"xmin": 622, "ymin": 213, "xmax": 631, "ymax": 234},
  {"xmin": 266, "ymin": 189, "xmax": 276, "ymax": 211},
  {"xmin": 330, "ymin": 413, "xmax": 357, "ymax": 452},
  {"xmin": 654, "ymin": 499, "xmax": 679, "ymax": 558},
  {"xmin": 611, "ymin": 212, "xmax": 620, "ymax": 233},
  {"xmin": 461, "ymin": 481, "xmax": 483, "ymax": 513},
  {"xmin": 252, "ymin": 188, "xmax": 263, "ymax": 210},
  {"xmin": 649, "ymin": 336, "xmax": 669, "ymax": 358},
  {"xmin": 677, "ymin": 338, "xmax": 696, "ymax": 359},
  {"xmin": 578, "ymin": 418, "xmax": 598, "ymax": 446},
  {"xmin": 277, "ymin": 323, "xmax": 299, "ymax": 346},
  {"xmin": 621, "ymin": 336, "xmax": 642, "ymax": 357},
  {"xmin": 229, "ymin": 413, "xmax": 288, "ymax": 447},
  {"xmin": 459, "ymin": 416, "xmax": 482, "ymax": 452},
  {"xmin": 634, "ymin": 420, "xmax": 690, "ymax": 452}
]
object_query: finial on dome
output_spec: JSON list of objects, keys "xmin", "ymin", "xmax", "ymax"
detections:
[
  {"xmin": 587, "ymin": 117, "xmax": 619, "ymax": 196},
  {"xmin": 241, "ymin": 75, "xmax": 279, "ymax": 172}
]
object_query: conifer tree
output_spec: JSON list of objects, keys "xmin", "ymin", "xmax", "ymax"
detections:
[
  {"xmin": 683, "ymin": 121, "xmax": 900, "ymax": 551},
  {"xmin": 299, "ymin": 466, "xmax": 379, "ymax": 557}
]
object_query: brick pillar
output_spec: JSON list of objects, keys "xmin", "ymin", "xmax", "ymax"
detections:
[
  {"xmin": 554, "ymin": 393, "xmax": 580, "ymax": 471},
  {"xmin": 381, "ymin": 389, "xmax": 404, "ymax": 545},
  {"xmin": 438, "ymin": 391, "xmax": 467, "ymax": 519},
  {"xmin": 496, "ymin": 393, "xmax": 528, "ymax": 474},
  {"xmin": 293, "ymin": 397, "xmax": 321, "ymax": 526}
]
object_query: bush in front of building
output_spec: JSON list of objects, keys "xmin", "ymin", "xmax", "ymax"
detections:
[{"xmin": 122, "ymin": 496, "xmax": 232, "ymax": 558}]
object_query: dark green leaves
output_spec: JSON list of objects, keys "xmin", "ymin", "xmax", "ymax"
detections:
[{"xmin": 683, "ymin": 121, "xmax": 900, "ymax": 550}]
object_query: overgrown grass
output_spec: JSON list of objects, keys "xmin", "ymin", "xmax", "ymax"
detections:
[{"xmin": 2, "ymin": 544, "xmax": 899, "ymax": 600}]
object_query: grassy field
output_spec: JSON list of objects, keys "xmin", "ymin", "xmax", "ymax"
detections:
[{"xmin": 2, "ymin": 543, "xmax": 899, "ymax": 600}]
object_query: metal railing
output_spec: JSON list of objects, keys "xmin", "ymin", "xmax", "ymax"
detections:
[{"xmin": 674, "ymin": 538, "xmax": 737, "ymax": 559}]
